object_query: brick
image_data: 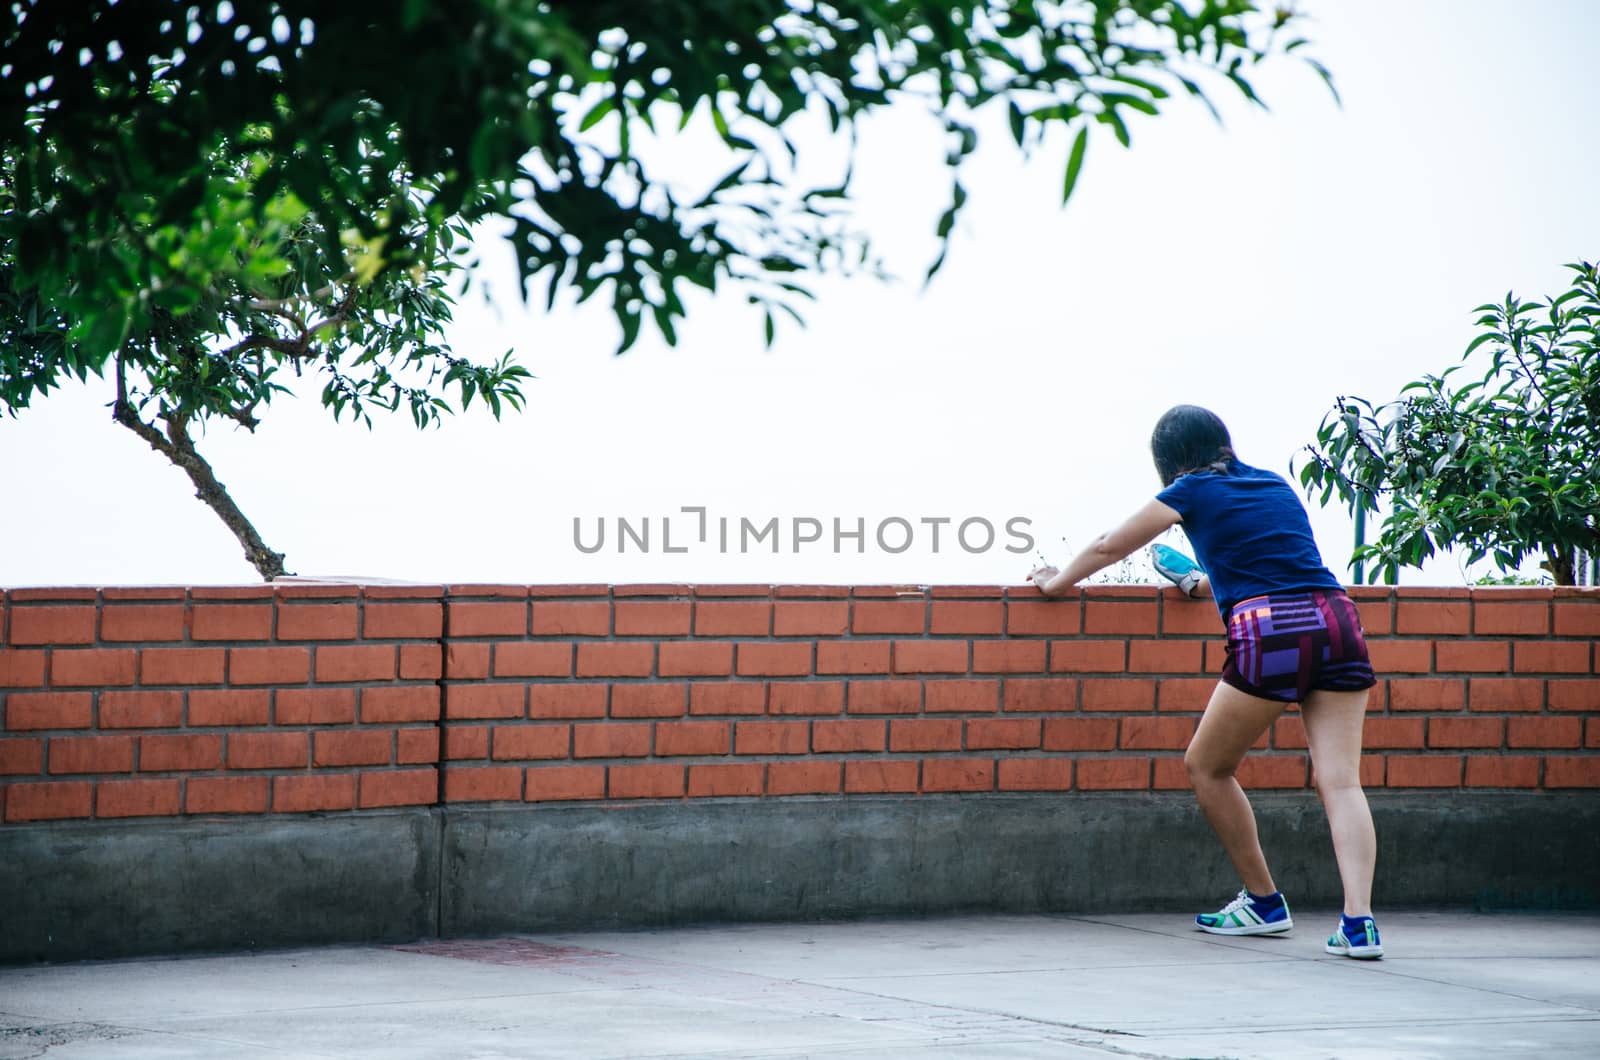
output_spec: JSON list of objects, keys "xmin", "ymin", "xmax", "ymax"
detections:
[
  {"xmin": 1042, "ymin": 717, "xmax": 1119, "ymax": 751},
  {"xmin": 229, "ymin": 646, "xmax": 311, "ymax": 685},
  {"xmin": 8, "ymin": 606, "xmax": 96, "ymax": 646},
  {"xmin": 972, "ymin": 641, "xmax": 1046, "ymax": 674},
  {"xmin": 447, "ymin": 601, "xmax": 527, "ymax": 637},
  {"xmin": 1587, "ymin": 719, "xmax": 1600, "ymax": 750},
  {"xmin": 227, "ymin": 732, "xmax": 308, "ymax": 769},
  {"xmin": 1203, "ymin": 642, "xmax": 1228, "ymax": 674},
  {"xmin": 50, "ymin": 649, "xmax": 137, "ymax": 687},
  {"xmin": 361, "ymin": 686, "xmax": 439, "ymax": 724},
  {"xmin": 1468, "ymin": 678, "xmax": 1543, "ymax": 712},
  {"xmin": 6, "ymin": 692, "xmax": 92, "ymax": 730},
  {"xmin": 1049, "ymin": 641, "xmax": 1126, "ymax": 673},
  {"xmin": 527, "ymin": 683, "xmax": 607, "ymax": 719},
  {"xmin": 606, "ymin": 683, "xmax": 684, "ymax": 718},
  {"xmin": 812, "ymin": 719, "xmax": 884, "ymax": 753},
  {"xmin": 1543, "ymin": 756, "xmax": 1600, "ymax": 788},
  {"xmin": 531, "ymin": 601, "xmax": 611, "ymax": 636},
  {"xmin": 767, "ymin": 761, "xmax": 840, "ymax": 795},
  {"xmin": 0, "ymin": 649, "xmax": 46, "ymax": 687},
  {"xmin": 1162, "ymin": 599, "xmax": 1222, "ymax": 635},
  {"xmin": 736, "ymin": 642, "xmax": 812, "ymax": 677},
  {"xmin": 1366, "ymin": 640, "xmax": 1432, "ymax": 673},
  {"xmin": 1389, "ymin": 678, "xmax": 1465, "ymax": 712},
  {"xmin": 1552, "ymin": 602, "xmax": 1600, "ymax": 637},
  {"xmin": 445, "ymin": 642, "xmax": 489, "ymax": 679},
  {"xmin": 655, "ymin": 720, "xmax": 731, "ymax": 756},
  {"xmin": 1512, "ymin": 643, "xmax": 1589, "ymax": 674},
  {"xmin": 313, "ymin": 730, "xmax": 393, "ymax": 767},
  {"xmin": 397, "ymin": 727, "xmax": 439, "ymax": 764},
  {"xmin": 1474, "ymin": 602, "xmax": 1548, "ymax": 636},
  {"xmin": 190, "ymin": 605, "xmax": 272, "ymax": 641},
  {"xmin": 659, "ymin": 642, "xmax": 734, "ymax": 677},
  {"xmin": 99, "ymin": 690, "xmax": 183, "ymax": 729},
  {"xmin": 1507, "ymin": 717, "xmax": 1582, "ymax": 749},
  {"xmin": 846, "ymin": 680, "xmax": 922, "ymax": 714},
  {"xmin": 1082, "ymin": 678, "xmax": 1157, "ymax": 712},
  {"xmin": 1127, "ymin": 641, "xmax": 1204, "ymax": 674},
  {"xmin": 188, "ymin": 689, "xmax": 271, "ymax": 727},
  {"xmin": 998, "ymin": 758, "xmax": 1073, "ymax": 791},
  {"xmin": 363, "ymin": 603, "xmax": 443, "ymax": 639},
  {"xmin": 694, "ymin": 601, "xmax": 771, "ymax": 637},
  {"xmin": 185, "ymin": 775, "xmax": 270, "ymax": 814},
  {"xmin": 136, "ymin": 647, "xmax": 224, "ymax": 686},
  {"xmin": 1152, "ymin": 758, "xmax": 1190, "ymax": 790},
  {"xmin": 48, "ymin": 735, "xmax": 135, "ymax": 774},
  {"xmin": 1386, "ymin": 754, "xmax": 1462, "ymax": 787},
  {"xmin": 1273, "ymin": 716, "xmax": 1307, "ymax": 749},
  {"xmin": 893, "ymin": 641, "xmax": 968, "ymax": 674},
  {"xmin": 1434, "ymin": 641, "xmax": 1508, "ymax": 673},
  {"xmin": 490, "ymin": 725, "xmax": 570, "ymax": 761},
  {"xmin": 612, "ymin": 584, "xmax": 689, "ymax": 597},
  {"xmin": 272, "ymin": 773, "xmax": 356, "ymax": 813},
  {"xmin": 1362, "ymin": 717, "xmax": 1426, "ymax": 749},
  {"xmin": 689, "ymin": 682, "xmax": 766, "ymax": 716},
  {"xmin": 446, "ymin": 585, "xmax": 529, "ymax": 598},
  {"xmin": 966, "ymin": 717, "xmax": 1040, "ymax": 750},
  {"xmin": 1354, "ymin": 598, "xmax": 1392, "ymax": 636},
  {"xmin": 687, "ymin": 763, "xmax": 764, "ymax": 797},
  {"xmin": 399, "ymin": 644, "xmax": 443, "ymax": 680},
  {"xmin": 816, "ymin": 641, "xmax": 892, "ymax": 675},
  {"xmin": 100, "ymin": 605, "xmax": 186, "ymax": 642},
  {"xmin": 889, "ymin": 718, "xmax": 962, "ymax": 752},
  {"xmin": 580, "ymin": 642, "xmax": 658, "ymax": 678},
  {"xmin": 275, "ymin": 688, "xmax": 357, "ymax": 725},
  {"xmin": 773, "ymin": 602, "xmax": 849, "ymax": 636},
  {"xmin": 1120, "ymin": 716, "xmax": 1195, "ymax": 750},
  {"xmin": 1396, "ymin": 600, "xmax": 1469, "ymax": 635},
  {"xmin": 1006, "ymin": 601, "xmax": 1081, "ymax": 636},
  {"xmin": 524, "ymin": 765, "xmax": 606, "ymax": 801},
  {"xmin": 1002, "ymin": 677, "xmax": 1077, "ymax": 713},
  {"xmin": 1077, "ymin": 757, "xmax": 1150, "ymax": 790},
  {"xmin": 614, "ymin": 601, "xmax": 691, "ymax": 636},
  {"xmin": 1428, "ymin": 716, "xmax": 1503, "ymax": 748},
  {"xmin": 1464, "ymin": 755, "xmax": 1540, "ymax": 788},
  {"xmin": 446, "ymin": 684, "xmax": 526, "ymax": 720},
  {"xmin": 360, "ymin": 768, "xmax": 438, "ymax": 808},
  {"xmin": 768, "ymin": 682, "xmax": 844, "ymax": 715},
  {"xmin": 527, "ymin": 585, "xmax": 608, "ymax": 598},
  {"xmin": 444, "ymin": 726, "xmax": 489, "ymax": 760},
  {"xmin": 736, "ymin": 721, "xmax": 810, "ymax": 755},
  {"xmin": 1549, "ymin": 681, "xmax": 1600, "ymax": 712},
  {"xmin": 96, "ymin": 778, "xmax": 182, "ymax": 818},
  {"xmin": 444, "ymin": 765, "xmax": 522, "ymax": 802},
  {"xmin": 608, "ymin": 763, "xmax": 685, "ymax": 799},
  {"xmin": 853, "ymin": 601, "xmax": 926, "ymax": 634},
  {"xmin": 1157, "ymin": 678, "xmax": 1216, "ymax": 712},
  {"xmin": 0, "ymin": 737, "xmax": 43, "ymax": 774},
  {"xmin": 138, "ymin": 733, "xmax": 223, "ymax": 771},
  {"xmin": 573, "ymin": 723, "xmax": 651, "ymax": 758},
  {"xmin": 925, "ymin": 679, "xmax": 1000, "ymax": 713},
  {"xmin": 930, "ymin": 602, "xmax": 1004, "ymax": 635},
  {"xmin": 276, "ymin": 603, "xmax": 358, "ymax": 641},
  {"xmin": 1360, "ymin": 754, "xmax": 1386, "ymax": 787},
  {"xmin": 1083, "ymin": 601, "xmax": 1158, "ymax": 636},
  {"xmin": 922, "ymin": 757, "xmax": 994, "ymax": 792},
  {"xmin": 101, "ymin": 588, "xmax": 186, "ymax": 601},
  {"xmin": 492, "ymin": 642, "xmax": 572, "ymax": 678},
  {"xmin": 1236, "ymin": 756, "xmax": 1308, "ymax": 789},
  {"xmin": 4, "ymin": 780, "xmax": 92, "ymax": 821},
  {"xmin": 315, "ymin": 643, "xmax": 396, "ymax": 685},
  {"xmin": 844, "ymin": 759, "xmax": 918, "ymax": 793}
]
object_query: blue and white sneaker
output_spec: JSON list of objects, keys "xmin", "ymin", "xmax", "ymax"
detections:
[
  {"xmin": 1326, "ymin": 916, "xmax": 1384, "ymax": 959},
  {"xmin": 1150, "ymin": 544, "xmax": 1204, "ymax": 596},
  {"xmin": 1196, "ymin": 889, "xmax": 1293, "ymax": 936}
]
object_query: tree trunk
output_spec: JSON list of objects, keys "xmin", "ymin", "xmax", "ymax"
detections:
[
  {"xmin": 1542, "ymin": 546, "xmax": 1575, "ymax": 586},
  {"xmin": 113, "ymin": 403, "xmax": 291, "ymax": 581}
]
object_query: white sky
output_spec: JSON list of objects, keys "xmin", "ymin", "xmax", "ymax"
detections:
[{"xmin": 3, "ymin": 0, "xmax": 1597, "ymax": 588}]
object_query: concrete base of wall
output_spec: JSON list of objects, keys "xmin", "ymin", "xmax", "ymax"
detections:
[{"xmin": 4, "ymin": 793, "xmax": 1597, "ymax": 963}]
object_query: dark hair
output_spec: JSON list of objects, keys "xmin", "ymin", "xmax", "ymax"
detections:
[{"xmin": 1151, "ymin": 405, "xmax": 1236, "ymax": 487}]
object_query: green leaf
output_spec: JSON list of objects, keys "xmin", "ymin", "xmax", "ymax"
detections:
[{"xmin": 1062, "ymin": 126, "xmax": 1089, "ymax": 205}]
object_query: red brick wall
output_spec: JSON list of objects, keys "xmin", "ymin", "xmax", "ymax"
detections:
[{"xmin": 2, "ymin": 584, "xmax": 1596, "ymax": 822}]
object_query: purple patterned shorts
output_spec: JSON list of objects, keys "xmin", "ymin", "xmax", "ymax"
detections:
[{"xmin": 1222, "ymin": 590, "xmax": 1377, "ymax": 704}]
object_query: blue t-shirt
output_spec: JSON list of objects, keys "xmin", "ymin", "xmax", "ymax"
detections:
[{"xmin": 1155, "ymin": 459, "xmax": 1342, "ymax": 619}]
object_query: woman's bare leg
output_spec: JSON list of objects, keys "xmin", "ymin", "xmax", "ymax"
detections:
[
  {"xmin": 1185, "ymin": 682, "xmax": 1289, "ymax": 895},
  {"xmin": 1301, "ymin": 688, "xmax": 1376, "ymax": 916}
]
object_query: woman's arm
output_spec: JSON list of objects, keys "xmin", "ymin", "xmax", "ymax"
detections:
[{"xmin": 1028, "ymin": 499, "xmax": 1182, "ymax": 598}]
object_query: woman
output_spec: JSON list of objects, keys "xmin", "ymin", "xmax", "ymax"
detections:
[{"xmin": 1028, "ymin": 405, "xmax": 1383, "ymax": 959}]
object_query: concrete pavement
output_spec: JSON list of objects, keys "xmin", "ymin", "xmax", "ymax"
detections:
[{"xmin": 2, "ymin": 910, "xmax": 1597, "ymax": 1058}]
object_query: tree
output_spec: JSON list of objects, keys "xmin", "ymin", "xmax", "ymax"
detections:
[
  {"xmin": 1298, "ymin": 261, "xmax": 1600, "ymax": 585},
  {"xmin": 3, "ymin": 1, "xmax": 1334, "ymax": 578}
]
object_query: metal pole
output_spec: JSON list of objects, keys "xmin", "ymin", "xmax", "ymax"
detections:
[{"xmin": 1352, "ymin": 497, "xmax": 1367, "ymax": 586}]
